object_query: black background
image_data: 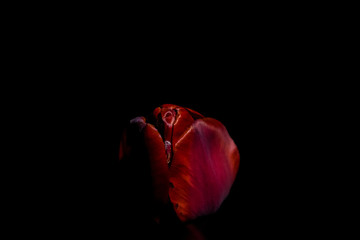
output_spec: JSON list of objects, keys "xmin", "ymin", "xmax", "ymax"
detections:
[{"xmin": 15, "ymin": 9, "xmax": 324, "ymax": 238}]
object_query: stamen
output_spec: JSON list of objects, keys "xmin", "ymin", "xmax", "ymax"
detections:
[{"xmin": 165, "ymin": 140, "xmax": 172, "ymax": 164}]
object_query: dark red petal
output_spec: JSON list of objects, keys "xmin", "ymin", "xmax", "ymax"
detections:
[
  {"xmin": 119, "ymin": 116, "xmax": 146, "ymax": 160},
  {"xmin": 143, "ymin": 123, "xmax": 169, "ymax": 205},
  {"xmin": 152, "ymin": 107, "xmax": 161, "ymax": 119},
  {"xmin": 168, "ymin": 118, "xmax": 240, "ymax": 222}
]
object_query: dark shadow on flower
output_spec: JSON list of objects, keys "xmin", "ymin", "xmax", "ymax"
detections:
[{"xmin": 184, "ymin": 224, "xmax": 206, "ymax": 240}]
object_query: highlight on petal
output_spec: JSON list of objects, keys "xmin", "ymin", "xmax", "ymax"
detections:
[
  {"xmin": 168, "ymin": 118, "xmax": 240, "ymax": 222},
  {"xmin": 171, "ymin": 107, "xmax": 199, "ymax": 146}
]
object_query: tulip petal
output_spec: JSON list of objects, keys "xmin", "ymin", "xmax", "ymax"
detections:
[
  {"xmin": 168, "ymin": 118, "xmax": 240, "ymax": 222},
  {"xmin": 143, "ymin": 123, "xmax": 170, "ymax": 205},
  {"xmin": 119, "ymin": 116, "xmax": 147, "ymax": 161}
]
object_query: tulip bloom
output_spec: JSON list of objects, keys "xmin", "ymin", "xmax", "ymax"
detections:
[{"xmin": 119, "ymin": 104, "xmax": 240, "ymax": 222}]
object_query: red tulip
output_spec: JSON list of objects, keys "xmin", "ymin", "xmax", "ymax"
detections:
[{"xmin": 119, "ymin": 104, "xmax": 240, "ymax": 222}]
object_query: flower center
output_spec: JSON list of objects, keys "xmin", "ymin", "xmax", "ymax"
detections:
[{"xmin": 162, "ymin": 110, "xmax": 176, "ymax": 167}]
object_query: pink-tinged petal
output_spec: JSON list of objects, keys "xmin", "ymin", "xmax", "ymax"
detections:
[
  {"xmin": 143, "ymin": 123, "xmax": 170, "ymax": 205},
  {"xmin": 130, "ymin": 116, "xmax": 147, "ymax": 130},
  {"xmin": 168, "ymin": 118, "xmax": 240, "ymax": 222}
]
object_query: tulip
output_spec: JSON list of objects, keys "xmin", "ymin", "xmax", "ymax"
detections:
[{"xmin": 119, "ymin": 104, "xmax": 240, "ymax": 222}]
